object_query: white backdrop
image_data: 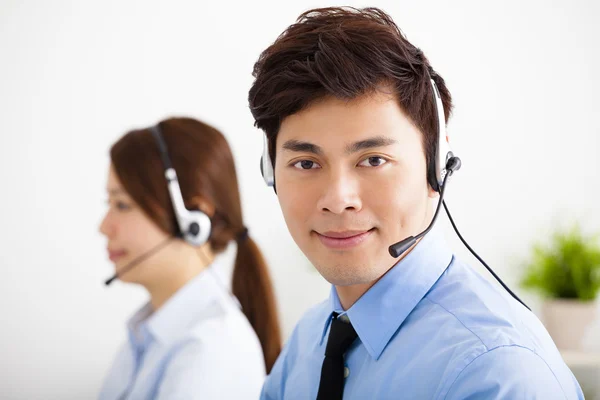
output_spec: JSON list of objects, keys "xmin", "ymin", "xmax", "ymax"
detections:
[{"xmin": 0, "ymin": 0, "xmax": 599, "ymax": 398}]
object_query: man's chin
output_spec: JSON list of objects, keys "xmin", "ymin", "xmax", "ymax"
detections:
[{"xmin": 314, "ymin": 265, "xmax": 380, "ymax": 287}]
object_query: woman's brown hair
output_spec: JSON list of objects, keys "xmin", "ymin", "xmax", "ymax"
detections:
[{"xmin": 110, "ymin": 117, "xmax": 282, "ymax": 372}]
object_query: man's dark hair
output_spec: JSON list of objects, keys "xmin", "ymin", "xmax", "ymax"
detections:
[{"xmin": 248, "ymin": 7, "xmax": 453, "ymax": 189}]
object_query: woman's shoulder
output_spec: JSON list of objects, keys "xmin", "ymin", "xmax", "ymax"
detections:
[{"xmin": 154, "ymin": 303, "xmax": 266, "ymax": 399}]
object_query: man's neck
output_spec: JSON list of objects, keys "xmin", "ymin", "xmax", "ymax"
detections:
[{"xmin": 335, "ymin": 281, "xmax": 377, "ymax": 310}]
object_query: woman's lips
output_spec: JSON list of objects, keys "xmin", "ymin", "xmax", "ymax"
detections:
[
  {"xmin": 315, "ymin": 229, "xmax": 375, "ymax": 249},
  {"xmin": 108, "ymin": 249, "xmax": 127, "ymax": 262}
]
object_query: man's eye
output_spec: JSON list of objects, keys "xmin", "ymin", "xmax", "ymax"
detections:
[
  {"xmin": 358, "ymin": 156, "xmax": 388, "ymax": 167},
  {"xmin": 293, "ymin": 160, "xmax": 321, "ymax": 170}
]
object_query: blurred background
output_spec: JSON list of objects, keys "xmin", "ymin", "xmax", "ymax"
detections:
[{"xmin": 0, "ymin": 0, "xmax": 599, "ymax": 398}]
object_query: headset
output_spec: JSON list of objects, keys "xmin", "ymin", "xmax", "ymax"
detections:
[
  {"xmin": 104, "ymin": 124, "xmax": 212, "ymax": 285},
  {"xmin": 149, "ymin": 125, "xmax": 212, "ymax": 246},
  {"xmin": 261, "ymin": 132, "xmax": 275, "ymax": 187},
  {"xmin": 259, "ymin": 79, "xmax": 530, "ymax": 310}
]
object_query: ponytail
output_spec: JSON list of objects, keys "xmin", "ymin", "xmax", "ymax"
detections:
[{"xmin": 232, "ymin": 235, "xmax": 282, "ymax": 373}]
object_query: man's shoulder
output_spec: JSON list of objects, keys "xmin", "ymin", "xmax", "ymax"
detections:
[
  {"xmin": 420, "ymin": 257, "xmax": 544, "ymax": 349},
  {"xmin": 440, "ymin": 344, "xmax": 582, "ymax": 399},
  {"xmin": 409, "ymin": 259, "xmax": 581, "ymax": 398}
]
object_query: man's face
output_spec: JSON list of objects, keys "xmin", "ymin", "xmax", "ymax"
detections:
[{"xmin": 275, "ymin": 90, "xmax": 437, "ymax": 286}]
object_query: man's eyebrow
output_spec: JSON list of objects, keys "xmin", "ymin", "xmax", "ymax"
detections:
[
  {"xmin": 281, "ymin": 140, "xmax": 324, "ymax": 155},
  {"xmin": 345, "ymin": 136, "xmax": 398, "ymax": 154},
  {"xmin": 280, "ymin": 136, "xmax": 397, "ymax": 156}
]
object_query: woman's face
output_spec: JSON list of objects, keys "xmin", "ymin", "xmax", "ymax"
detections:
[{"xmin": 99, "ymin": 165, "xmax": 171, "ymax": 285}]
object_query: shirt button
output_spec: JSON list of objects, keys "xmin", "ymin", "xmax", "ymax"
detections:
[
  {"xmin": 344, "ymin": 366, "xmax": 350, "ymax": 378},
  {"xmin": 339, "ymin": 314, "xmax": 350, "ymax": 324}
]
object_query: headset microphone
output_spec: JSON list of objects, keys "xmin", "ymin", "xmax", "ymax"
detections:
[
  {"xmin": 388, "ymin": 77, "xmax": 461, "ymax": 258},
  {"xmin": 387, "ymin": 79, "xmax": 530, "ymax": 311},
  {"xmin": 104, "ymin": 238, "xmax": 172, "ymax": 286},
  {"xmin": 388, "ymin": 156, "xmax": 460, "ymax": 258}
]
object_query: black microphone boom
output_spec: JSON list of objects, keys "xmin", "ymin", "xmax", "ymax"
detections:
[
  {"xmin": 388, "ymin": 156, "xmax": 461, "ymax": 258},
  {"xmin": 104, "ymin": 238, "xmax": 172, "ymax": 286},
  {"xmin": 388, "ymin": 170, "xmax": 450, "ymax": 258}
]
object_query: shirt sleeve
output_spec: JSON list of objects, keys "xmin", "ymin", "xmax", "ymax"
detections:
[
  {"xmin": 443, "ymin": 345, "xmax": 575, "ymax": 400},
  {"xmin": 155, "ymin": 340, "xmax": 264, "ymax": 400}
]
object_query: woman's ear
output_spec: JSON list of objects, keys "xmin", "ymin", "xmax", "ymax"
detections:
[{"xmin": 188, "ymin": 195, "xmax": 215, "ymax": 217}]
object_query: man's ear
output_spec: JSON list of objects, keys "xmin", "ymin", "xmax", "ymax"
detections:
[{"xmin": 188, "ymin": 195, "xmax": 216, "ymax": 217}]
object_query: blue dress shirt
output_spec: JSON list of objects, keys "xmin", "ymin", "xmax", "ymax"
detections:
[
  {"xmin": 261, "ymin": 227, "xmax": 584, "ymax": 399},
  {"xmin": 99, "ymin": 263, "xmax": 265, "ymax": 400}
]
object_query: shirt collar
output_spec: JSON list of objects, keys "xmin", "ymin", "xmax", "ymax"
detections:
[
  {"xmin": 320, "ymin": 225, "xmax": 453, "ymax": 360},
  {"xmin": 127, "ymin": 259, "xmax": 234, "ymax": 346}
]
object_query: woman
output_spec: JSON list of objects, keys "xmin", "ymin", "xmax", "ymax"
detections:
[{"xmin": 98, "ymin": 117, "xmax": 281, "ymax": 399}]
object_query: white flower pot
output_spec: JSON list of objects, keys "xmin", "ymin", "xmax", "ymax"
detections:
[{"xmin": 542, "ymin": 299, "xmax": 598, "ymax": 351}]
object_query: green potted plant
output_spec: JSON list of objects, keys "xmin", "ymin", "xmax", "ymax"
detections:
[{"xmin": 521, "ymin": 225, "xmax": 600, "ymax": 350}]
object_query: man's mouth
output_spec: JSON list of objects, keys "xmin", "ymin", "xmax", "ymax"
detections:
[{"xmin": 314, "ymin": 228, "xmax": 375, "ymax": 250}]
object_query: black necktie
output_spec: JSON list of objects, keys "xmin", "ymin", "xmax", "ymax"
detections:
[{"xmin": 316, "ymin": 313, "xmax": 358, "ymax": 400}]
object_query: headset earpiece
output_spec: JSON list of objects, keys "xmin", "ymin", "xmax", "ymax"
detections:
[
  {"xmin": 260, "ymin": 133, "xmax": 277, "ymax": 193},
  {"xmin": 430, "ymin": 79, "xmax": 461, "ymax": 192},
  {"xmin": 150, "ymin": 125, "xmax": 212, "ymax": 247},
  {"xmin": 260, "ymin": 133, "xmax": 275, "ymax": 187}
]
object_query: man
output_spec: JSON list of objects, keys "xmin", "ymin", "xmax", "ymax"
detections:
[{"xmin": 248, "ymin": 7, "xmax": 583, "ymax": 399}]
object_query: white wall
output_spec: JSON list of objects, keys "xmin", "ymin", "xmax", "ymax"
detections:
[{"xmin": 0, "ymin": 0, "xmax": 598, "ymax": 398}]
